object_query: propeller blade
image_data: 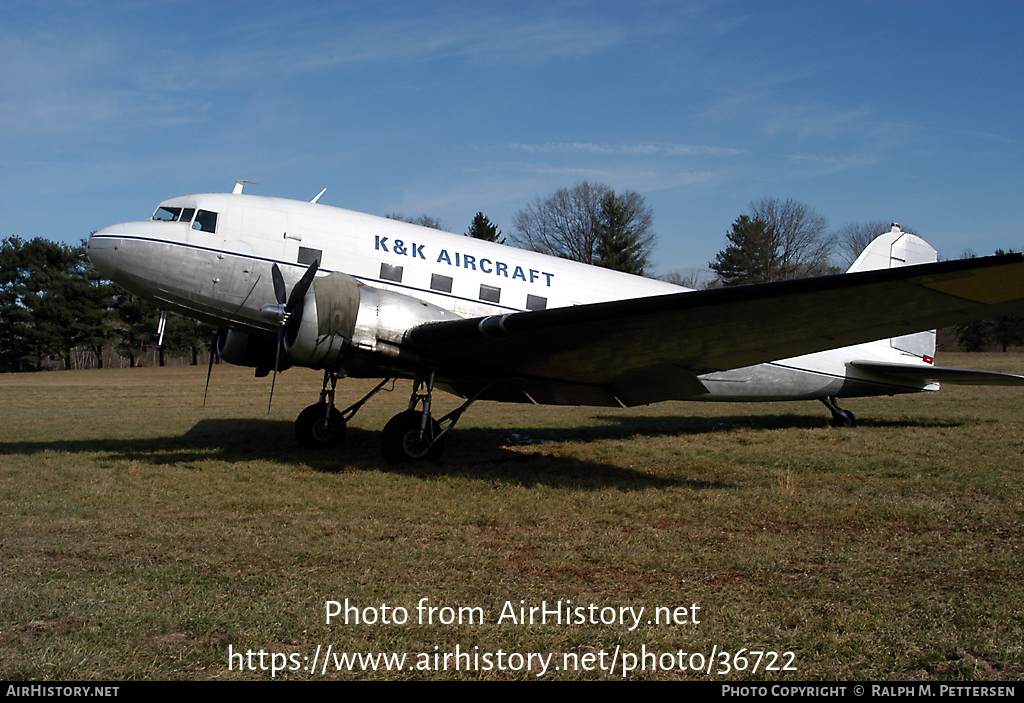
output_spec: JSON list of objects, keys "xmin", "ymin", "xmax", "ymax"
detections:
[
  {"xmin": 286, "ymin": 255, "xmax": 321, "ymax": 312},
  {"xmin": 267, "ymin": 325, "xmax": 285, "ymax": 415},
  {"xmin": 271, "ymin": 263, "xmax": 287, "ymax": 306},
  {"xmin": 267, "ymin": 256, "xmax": 320, "ymax": 414},
  {"xmin": 203, "ymin": 331, "xmax": 218, "ymax": 408}
]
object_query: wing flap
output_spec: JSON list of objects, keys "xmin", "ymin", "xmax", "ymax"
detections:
[{"xmin": 609, "ymin": 365, "xmax": 710, "ymax": 406}]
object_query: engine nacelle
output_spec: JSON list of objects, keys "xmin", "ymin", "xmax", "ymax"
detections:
[
  {"xmin": 284, "ymin": 271, "xmax": 361, "ymax": 367},
  {"xmin": 283, "ymin": 272, "xmax": 460, "ymax": 369},
  {"xmin": 216, "ymin": 329, "xmax": 291, "ymax": 371}
]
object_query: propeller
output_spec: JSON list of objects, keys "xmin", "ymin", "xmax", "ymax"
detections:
[{"xmin": 265, "ymin": 256, "xmax": 321, "ymax": 413}]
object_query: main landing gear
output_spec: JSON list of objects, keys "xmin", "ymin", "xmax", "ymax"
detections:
[
  {"xmin": 381, "ymin": 369, "xmax": 443, "ymax": 463},
  {"xmin": 820, "ymin": 396, "xmax": 856, "ymax": 427},
  {"xmin": 293, "ymin": 369, "xmax": 487, "ymax": 464},
  {"xmin": 380, "ymin": 369, "xmax": 490, "ymax": 464},
  {"xmin": 294, "ymin": 372, "xmax": 393, "ymax": 449}
]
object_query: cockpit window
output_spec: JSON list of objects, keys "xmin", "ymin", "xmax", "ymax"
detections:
[
  {"xmin": 193, "ymin": 210, "xmax": 218, "ymax": 233},
  {"xmin": 153, "ymin": 206, "xmax": 182, "ymax": 221},
  {"xmin": 180, "ymin": 208, "xmax": 196, "ymax": 223}
]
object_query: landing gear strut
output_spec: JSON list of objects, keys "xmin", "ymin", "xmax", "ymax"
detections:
[
  {"xmin": 381, "ymin": 370, "xmax": 491, "ymax": 464},
  {"xmin": 294, "ymin": 372, "xmax": 392, "ymax": 449},
  {"xmin": 821, "ymin": 396, "xmax": 856, "ymax": 427}
]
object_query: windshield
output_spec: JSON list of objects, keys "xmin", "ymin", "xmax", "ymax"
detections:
[{"xmin": 153, "ymin": 206, "xmax": 182, "ymax": 221}]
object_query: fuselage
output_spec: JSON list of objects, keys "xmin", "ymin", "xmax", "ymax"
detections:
[{"xmin": 88, "ymin": 191, "xmax": 935, "ymax": 403}]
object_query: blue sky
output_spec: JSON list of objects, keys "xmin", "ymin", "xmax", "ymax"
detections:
[{"xmin": 2, "ymin": 1, "xmax": 1022, "ymax": 274}]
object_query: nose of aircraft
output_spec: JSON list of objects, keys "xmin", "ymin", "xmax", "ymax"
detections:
[{"xmin": 86, "ymin": 225, "xmax": 122, "ymax": 278}]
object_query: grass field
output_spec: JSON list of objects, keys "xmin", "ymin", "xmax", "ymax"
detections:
[{"xmin": 2, "ymin": 353, "xmax": 1022, "ymax": 680}]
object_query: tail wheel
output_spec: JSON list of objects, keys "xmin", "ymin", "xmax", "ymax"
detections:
[
  {"xmin": 832, "ymin": 409, "xmax": 856, "ymax": 428},
  {"xmin": 821, "ymin": 397, "xmax": 857, "ymax": 428},
  {"xmin": 295, "ymin": 403, "xmax": 346, "ymax": 449},
  {"xmin": 381, "ymin": 410, "xmax": 444, "ymax": 464}
]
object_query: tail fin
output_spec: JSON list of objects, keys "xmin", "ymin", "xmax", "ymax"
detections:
[{"xmin": 847, "ymin": 223, "xmax": 938, "ymax": 362}]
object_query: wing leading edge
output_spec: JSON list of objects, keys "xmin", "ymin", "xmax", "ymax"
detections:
[{"xmin": 406, "ymin": 253, "xmax": 1024, "ymax": 405}]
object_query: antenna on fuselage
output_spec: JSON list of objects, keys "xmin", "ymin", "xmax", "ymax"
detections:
[
  {"xmin": 232, "ymin": 179, "xmax": 260, "ymax": 194},
  {"xmin": 311, "ymin": 188, "xmax": 326, "ymax": 203}
]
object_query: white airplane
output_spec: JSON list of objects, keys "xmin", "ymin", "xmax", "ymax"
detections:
[{"xmin": 87, "ymin": 184, "xmax": 1024, "ymax": 463}]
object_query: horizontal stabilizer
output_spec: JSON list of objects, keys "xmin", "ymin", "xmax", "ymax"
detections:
[{"xmin": 848, "ymin": 360, "xmax": 1024, "ymax": 386}]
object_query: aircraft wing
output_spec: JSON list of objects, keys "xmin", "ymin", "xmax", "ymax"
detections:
[{"xmin": 406, "ymin": 253, "xmax": 1024, "ymax": 406}]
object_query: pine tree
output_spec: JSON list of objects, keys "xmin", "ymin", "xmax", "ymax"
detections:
[
  {"xmin": 595, "ymin": 193, "xmax": 647, "ymax": 275},
  {"xmin": 709, "ymin": 216, "xmax": 779, "ymax": 286},
  {"xmin": 115, "ymin": 292, "xmax": 159, "ymax": 368},
  {"xmin": 0, "ymin": 236, "xmax": 115, "ymax": 370},
  {"xmin": 162, "ymin": 315, "xmax": 206, "ymax": 364},
  {"xmin": 466, "ymin": 212, "xmax": 504, "ymax": 244},
  {"xmin": 0, "ymin": 237, "xmax": 34, "ymax": 370}
]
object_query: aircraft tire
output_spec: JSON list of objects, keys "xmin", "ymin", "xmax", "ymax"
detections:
[
  {"xmin": 381, "ymin": 410, "xmax": 443, "ymax": 464},
  {"xmin": 295, "ymin": 403, "xmax": 346, "ymax": 449},
  {"xmin": 831, "ymin": 409, "xmax": 856, "ymax": 428}
]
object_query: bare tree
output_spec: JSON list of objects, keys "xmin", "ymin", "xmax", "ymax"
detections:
[
  {"xmin": 748, "ymin": 197, "xmax": 834, "ymax": 278},
  {"xmin": 835, "ymin": 220, "xmax": 889, "ymax": 268},
  {"xmin": 835, "ymin": 220, "xmax": 919, "ymax": 268},
  {"xmin": 511, "ymin": 181, "xmax": 605, "ymax": 264},
  {"xmin": 660, "ymin": 267, "xmax": 715, "ymax": 290},
  {"xmin": 511, "ymin": 181, "xmax": 655, "ymax": 269},
  {"xmin": 385, "ymin": 212, "xmax": 448, "ymax": 231}
]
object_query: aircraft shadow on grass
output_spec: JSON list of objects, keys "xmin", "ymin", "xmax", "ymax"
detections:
[
  {"xmin": 586, "ymin": 412, "xmax": 966, "ymax": 437},
  {"xmin": 0, "ymin": 419, "xmax": 697, "ymax": 491},
  {"xmin": 1, "ymin": 412, "xmax": 964, "ymax": 491}
]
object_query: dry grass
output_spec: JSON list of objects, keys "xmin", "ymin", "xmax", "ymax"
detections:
[{"xmin": 1, "ymin": 353, "xmax": 1022, "ymax": 680}]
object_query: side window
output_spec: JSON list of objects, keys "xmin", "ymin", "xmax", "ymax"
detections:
[
  {"xmin": 526, "ymin": 294, "xmax": 547, "ymax": 311},
  {"xmin": 479, "ymin": 284, "xmax": 501, "ymax": 304},
  {"xmin": 179, "ymin": 208, "xmax": 195, "ymax": 224},
  {"xmin": 430, "ymin": 273, "xmax": 453, "ymax": 293},
  {"xmin": 193, "ymin": 210, "xmax": 218, "ymax": 233},
  {"xmin": 298, "ymin": 247, "xmax": 322, "ymax": 266},
  {"xmin": 380, "ymin": 263, "xmax": 403, "ymax": 283}
]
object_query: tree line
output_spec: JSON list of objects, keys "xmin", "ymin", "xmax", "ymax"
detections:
[
  {"xmin": 0, "ymin": 236, "xmax": 207, "ymax": 372},
  {"xmin": 488, "ymin": 183, "xmax": 1023, "ymax": 352},
  {"xmin": 695, "ymin": 197, "xmax": 1022, "ymax": 351},
  {"xmin": 3, "ymin": 185, "xmax": 1020, "ymax": 372}
]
